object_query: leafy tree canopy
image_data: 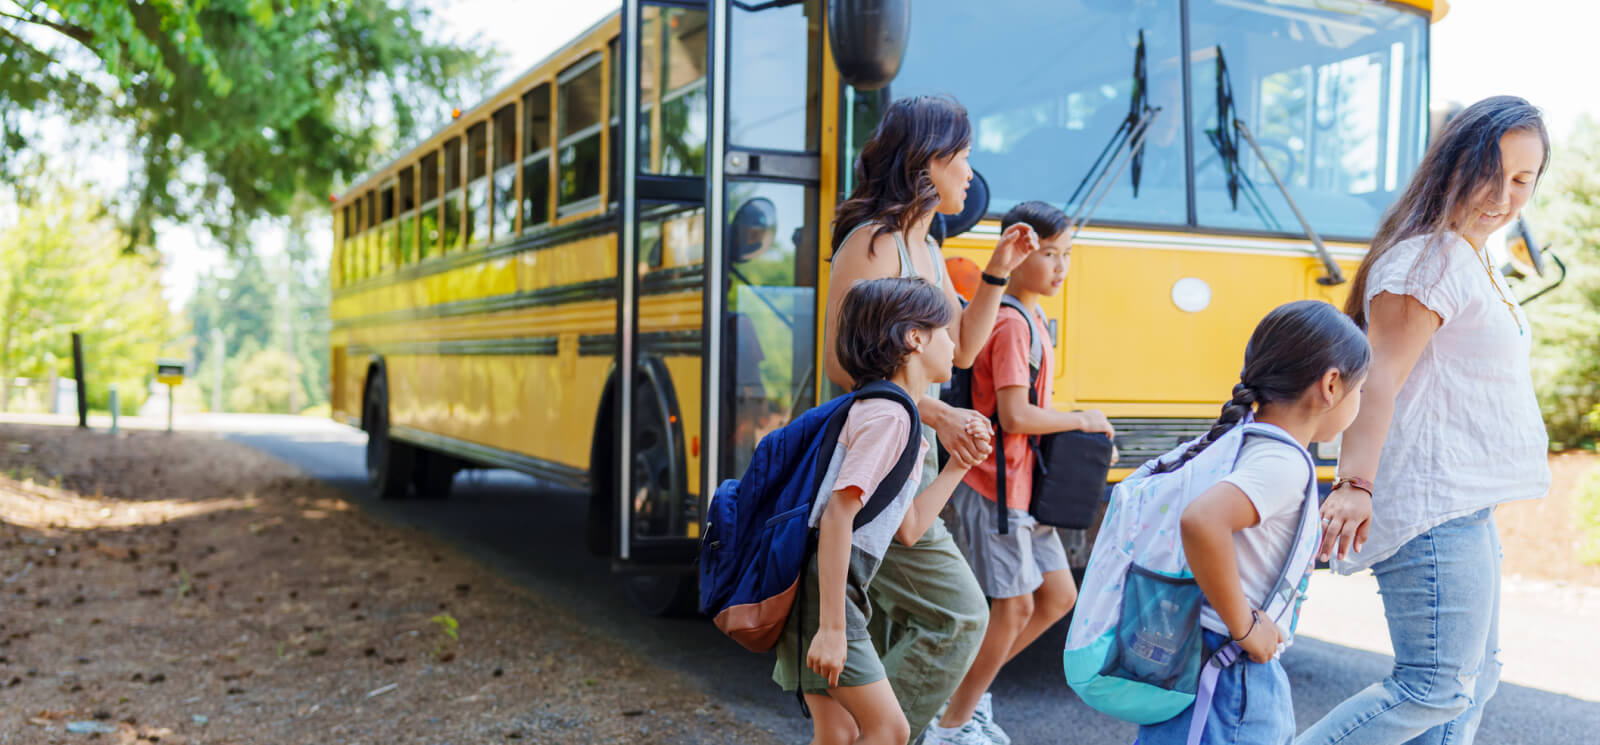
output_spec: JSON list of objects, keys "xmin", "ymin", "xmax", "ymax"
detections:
[{"xmin": 0, "ymin": 0, "xmax": 496, "ymax": 250}]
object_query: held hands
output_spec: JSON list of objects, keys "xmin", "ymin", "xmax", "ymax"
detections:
[
  {"xmin": 934, "ymin": 403, "xmax": 994, "ymax": 469},
  {"xmin": 1318, "ymin": 485, "xmax": 1372, "ymax": 562},
  {"xmin": 1232, "ymin": 609, "xmax": 1284, "ymax": 664},
  {"xmin": 806, "ymin": 626, "xmax": 848, "ymax": 688},
  {"xmin": 986, "ymin": 223, "xmax": 1041, "ymax": 278}
]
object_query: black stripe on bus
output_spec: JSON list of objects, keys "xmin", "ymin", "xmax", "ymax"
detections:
[
  {"xmin": 331, "ymin": 265, "xmax": 706, "ymax": 331},
  {"xmin": 348, "ymin": 330, "xmax": 703, "ymax": 359}
]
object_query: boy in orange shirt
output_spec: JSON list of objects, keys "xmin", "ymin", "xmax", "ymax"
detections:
[{"xmin": 927, "ymin": 202, "xmax": 1116, "ymax": 745}]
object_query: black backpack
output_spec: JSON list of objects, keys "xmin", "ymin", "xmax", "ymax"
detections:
[{"xmin": 939, "ymin": 296, "xmax": 1113, "ymax": 533}]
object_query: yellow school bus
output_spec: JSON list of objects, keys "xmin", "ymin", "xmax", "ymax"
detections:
[{"xmin": 330, "ymin": 0, "xmax": 1446, "ymax": 613}]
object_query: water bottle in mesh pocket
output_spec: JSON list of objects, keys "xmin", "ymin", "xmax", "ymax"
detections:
[{"xmin": 1098, "ymin": 563, "xmax": 1204, "ymax": 694}]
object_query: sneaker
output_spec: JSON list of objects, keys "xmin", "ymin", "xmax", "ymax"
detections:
[
  {"xmin": 973, "ymin": 692, "xmax": 1011, "ymax": 745},
  {"xmin": 922, "ymin": 719, "xmax": 992, "ymax": 745}
]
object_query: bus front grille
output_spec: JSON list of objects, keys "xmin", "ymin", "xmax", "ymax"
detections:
[{"xmin": 1109, "ymin": 418, "xmax": 1217, "ymax": 465}]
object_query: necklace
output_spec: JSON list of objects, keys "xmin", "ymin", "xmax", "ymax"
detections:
[{"xmin": 1467, "ymin": 240, "xmax": 1524, "ymax": 336}]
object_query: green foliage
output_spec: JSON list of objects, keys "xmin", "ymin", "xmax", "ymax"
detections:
[
  {"xmin": 224, "ymin": 339, "xmax": 301, "ymax": 415},
  {"xmin": 1527, "ymin": 116, "xmax": 1600, "ymax": 449},
  {"xmin": 0, "ymin": 181, "xmax": 176, "ymax": 414},
  {"xmin": 1, "ymin": 1, "xmax": 496, "ymax": 249}
]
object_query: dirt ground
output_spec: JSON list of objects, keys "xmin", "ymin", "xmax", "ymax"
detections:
[
  {"xmin": 0, "ymin": 423, "xmax": 781, "ymax": 745},
  {"xmin": 1496, "ymin": 450, "xmax": 1600, "ymax": 587}
]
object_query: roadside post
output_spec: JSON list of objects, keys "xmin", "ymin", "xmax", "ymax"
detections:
[
  {"xmin": 108, "ymin": 385, "xmax": 119, "ymax": 436},
  {"xmin": 72, "ymin": 332, "xmax": 87, "ymax": 429},
  {"xmin": 156, "ymin": 360, "xmax": 186, "ymax": 434}
]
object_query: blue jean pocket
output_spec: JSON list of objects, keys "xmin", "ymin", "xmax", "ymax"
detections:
[{"xmin": 1100, "ymin": 563, "xmax": 1204, "ymax": 694}]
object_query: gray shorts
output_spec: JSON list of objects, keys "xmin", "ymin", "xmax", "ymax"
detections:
[{"xmin": 944, "ymin": 482, "xmax": 1070, "ymax": 599}]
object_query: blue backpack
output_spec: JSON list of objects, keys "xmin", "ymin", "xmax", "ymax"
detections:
[
  {"xmin": 698, "ymin": 380, "xmax": 921, "ymax": 652},
  {"xmin": 1062, "ymin": 421, "xmax": 1321, "ymax": 745}
]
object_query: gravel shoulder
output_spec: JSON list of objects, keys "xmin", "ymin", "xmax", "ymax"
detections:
[{"xmin": 0, "ymin": 422, "xmax": 778, "ymax": 745}]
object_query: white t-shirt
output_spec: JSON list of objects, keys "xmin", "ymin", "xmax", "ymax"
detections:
[
  {"xmin": 1335, "ymin": 232, "xmax": 1550, "ymax": 574},
  {"xmin": 1198, "ymin": 436, "xmax": 1312, "ymax": 638}
]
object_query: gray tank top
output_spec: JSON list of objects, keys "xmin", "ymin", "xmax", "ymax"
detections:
[{"xmin": 837, "ymin": 222, "xmax": 948, "ymax": 489}]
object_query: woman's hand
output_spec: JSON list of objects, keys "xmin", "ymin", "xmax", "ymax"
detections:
[
  {"xmin": 806, "ymin": 627, "xmax": 848, "ymax": 688},
  {"xmin": 1233, "ymin": 609, "xmax": 1283, "ymax": 664},
  {"xmin": 932, "ymin": 402, "xmax": 993, "ymax": 468},
  {"xmin": 1318, "ymin": 485, "xmax": 1372, "ymax": 562},
  {"xmin": 985, "ymin": 223, "xmax": 1041, "ymax": 277}
]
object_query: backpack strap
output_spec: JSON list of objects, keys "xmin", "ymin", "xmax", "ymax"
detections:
[{"xmin": 993, "ymin": 296, "xmax": 1042, "ymax": 535}]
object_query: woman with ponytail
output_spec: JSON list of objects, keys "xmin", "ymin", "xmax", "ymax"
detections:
[
  {"xmin": 1139, "ymin": 300, "xmax": 1370, "ymax": 745},
  {"xmin": 1297, "ymin": 97, "xmax": 1553, "ymax": 745}
]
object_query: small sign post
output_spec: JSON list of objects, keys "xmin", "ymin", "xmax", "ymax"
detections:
[{"xmin": 155, "ymin": 360, "xmax": 185, "ymax": 433}]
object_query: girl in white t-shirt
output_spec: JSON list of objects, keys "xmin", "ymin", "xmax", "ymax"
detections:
[
  {"xmin": 1138, "ymin": 300, "xmax": 1371, "ymax": 745},
  {"xmin": 1300, "ymin": 96, "xmax": 1552, "ymax": 745}
]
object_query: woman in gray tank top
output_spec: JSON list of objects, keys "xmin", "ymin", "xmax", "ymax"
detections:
[{"xmin": 820, "ymin": 95, "xmax": 1039, "ymax": 744}]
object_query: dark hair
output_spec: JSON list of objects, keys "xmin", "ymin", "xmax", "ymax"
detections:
[
  {"xmin": 835, "ymin": 277, "xmax": 955, "ymax": 387},
  {"xmin": 1346, "ymin": 96, "xmax": 1550, "ymax": 328},
  {"xmin": 1001, "ymin": 200, "xmax": 1069, "ymax": 241},
  {"xmin": 1151, "ymin": 300, "xmax": 1370, "ymax": 474},
  {"xmin": 831, "ymin": 95, "xmax": 972, "ymax": 256}
]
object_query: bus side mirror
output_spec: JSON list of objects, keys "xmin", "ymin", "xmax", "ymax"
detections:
[
  {"xmin": 827, "ymin": 0, "xmax": 910, "ymax": 91},
  {"xmin": 1505, "ymin": 215, "xmax": 1546, "ymax": 278}
]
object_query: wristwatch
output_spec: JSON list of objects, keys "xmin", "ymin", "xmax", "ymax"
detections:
[
  {"xmin": 981, "ymin": 271, "xmax": 1009, "ymax": 286},
  {"xmin": 1331, "ymin": 476, "xmax": 1374, "ymax": 497}
]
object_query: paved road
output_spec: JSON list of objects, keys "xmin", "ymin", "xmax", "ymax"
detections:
[{"xmin": 219, "ymin": 416, "xmax": 1600, "ymax": 744}]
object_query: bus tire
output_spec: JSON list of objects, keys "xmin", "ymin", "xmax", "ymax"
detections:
[
  {"xmin": 623, "ymin": 573, "xmax": 700, "ymax": 618},
  {"xmin": 363, "ymin": 370, "xmax": 413, "ymax": 501}
]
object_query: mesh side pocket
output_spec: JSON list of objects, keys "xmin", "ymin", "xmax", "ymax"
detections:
[{"xmin": 1098, "ymin": 563, "xmax": 1204, "ymax": 694}]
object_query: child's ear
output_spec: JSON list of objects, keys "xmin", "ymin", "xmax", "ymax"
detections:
[
  {"xmin": 1321, "ymin": 369, "xmax": 1342, "ymax": 408},
  {"xmin": 905, "ymin": 327, "xmax": 926, "ymax": 352}
]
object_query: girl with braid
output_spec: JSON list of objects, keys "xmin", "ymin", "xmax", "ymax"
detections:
[{"xmin": 1138, "ymin": 300, "xmax": 1370, "ymax": 745}]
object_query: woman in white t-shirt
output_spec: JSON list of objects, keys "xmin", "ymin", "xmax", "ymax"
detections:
[{"xmin": 1300, "ymin": 96, "xmax": 1553, "ymax": 745}]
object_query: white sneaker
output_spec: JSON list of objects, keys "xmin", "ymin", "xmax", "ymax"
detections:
[
  {"xmin": 973, "ymin": 692, "xmax": 1010, "ymax": 745},
  {"xmin": 923, "ymin": 720, "xmax": 993, "ymax": 745}
]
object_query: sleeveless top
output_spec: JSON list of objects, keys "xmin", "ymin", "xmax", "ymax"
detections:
[{"xmin": 836, "ymin": 222, "xmax": 950, "ymax": 489}]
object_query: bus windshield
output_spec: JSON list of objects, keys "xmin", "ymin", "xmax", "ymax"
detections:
[{"xmin": 850, "ymin": 0, "xmax": 1428, "ymax": 240}]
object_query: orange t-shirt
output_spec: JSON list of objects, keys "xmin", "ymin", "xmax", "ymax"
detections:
[{"xmin": 961, "ymin": 305, "xmax": 1053, "ymax": 510}]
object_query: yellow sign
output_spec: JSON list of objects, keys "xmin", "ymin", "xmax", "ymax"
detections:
[{"xmin": 156, "ymin": 360, "xmax": 186, "ymax": 386}]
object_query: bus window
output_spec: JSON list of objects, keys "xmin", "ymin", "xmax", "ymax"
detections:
[
  {"xmin": 419, "ymin": 150, "xmax": 441, "ymax": 260},
  {"xmin": 557, "ymin": 53, "xmax": 604, "ymax": 216},
  {"xmin": 523, "ymin": 84, "xmax": 552, "ymax": 230},
  {"xmin": 398, "ymin": 166, "xmax": 417, "ymax": 264},
  {"xmin": 729, "ymin": 0, "xmax": 820, "ymax": 152},
  {"xmin": 1188, "ymin": 0, "xmax": 1427, "ymax": 238},
  {"xmin": 364, "ymin": 191, "xmax": 378, "ymax": 278},
  {"xmin": 492, "ymin": 104, "xmax": 517, "ymax": 239},
  {"xmin": 380, "ymin": 183, "xmax": 397, "ymax": 273},
  {"xmin": 340, "ymin": 204, "xmax": 353, "ymax": 284},
  {"xmin": 466, "ymin": 121, "xmax": 490, "ymax": 247},
  {"xmin": 846, "ymin": 0, "xmax": 1187, "ymax": 226},
  {"xmin": 443, "ymin": 136, "xmax": 463, "ymax": 251},
  {"xmin": 724, "ymin": 184, "xmax": 818, "ymax": 477},
  {"xmin": 641, "ymin": 7, "xmax": 707, "ymax": 176},
  {"xmin": 609, "ymin": 36, "xmax": 621, "ymax": 203}
]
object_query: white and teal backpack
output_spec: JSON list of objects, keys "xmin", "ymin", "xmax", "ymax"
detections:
[{"xmin": 1062, "ymin": 421, "xmax": 1321, "ymax": 743}]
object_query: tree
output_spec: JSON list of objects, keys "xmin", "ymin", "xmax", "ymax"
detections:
[
  {"xmin": 0, "ymin": 180, "xmax": 176, "ymax": 413},
  {"xmin": 0, "ymin": 0, "xmax": 495, "ymax": 250},
  {"xmin": 1528, "ymin": 115, "xmax": 1600, "ymax": 449}
]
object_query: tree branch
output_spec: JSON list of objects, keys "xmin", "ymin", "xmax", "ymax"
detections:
[{"xmin": 0, "ymin": 9, "xmax": 93, "ymax": 48}]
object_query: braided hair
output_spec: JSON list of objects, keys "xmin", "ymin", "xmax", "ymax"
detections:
[{"xmin": 1151, "ymin": 301, "xmax": 1370, "ymax": 474}]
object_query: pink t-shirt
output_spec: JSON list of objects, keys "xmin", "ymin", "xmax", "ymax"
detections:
[{"xmin": 807, "ymin": 398, "xmax": 930, "ymax": 560}]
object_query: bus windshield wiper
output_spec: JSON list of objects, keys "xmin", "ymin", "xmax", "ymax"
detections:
[
  {"xmin": 1064, "ymin": 30, "xmax": 1162, "ymax": 238},
  {"xmin": 1209, "ymin": 47, "xmax": 1345, "ymax": 286}
]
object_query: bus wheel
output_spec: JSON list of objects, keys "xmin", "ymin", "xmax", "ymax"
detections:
[
  {"xmin": 412, "ymin": 448, "xmax": 458, "ymax": 500},
  {"xmin": 363, "ymin": 373, "xmax": 412, "ymax": 500},
  {"xmin": 623, "ymin": 573, "xmax": 699, "ymax": 617}
]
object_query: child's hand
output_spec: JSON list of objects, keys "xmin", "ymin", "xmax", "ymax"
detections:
[
  {"xmin": 1233, "ymin": 609, "xmax": 1283, "ymax": 664},
  {"xmin": 935, "ymin": 405, "xmax": 992, "ymax": 468},
  {"xmin": 1073, "ymin": 409, "xmax": 1116, "ymax": 439},
  {"xmin": 806, "ymin": 627, "xmax": 848, "ymax": 688},
  {"xmin": 986, "ymin": 223, "xmax": 1041, "ymax": 277}
]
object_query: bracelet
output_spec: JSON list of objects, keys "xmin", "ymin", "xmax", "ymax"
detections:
[
  {"xmin": 1332, "ymin": 476, "xmax": 1374, "ymax": 497},
  {"xmin": 1231, "ymin": 609, "xmax": 1261, "ymax": 643},
  {"xmin": 980, "ymin": 271, "xmax": 1009, "ymax": 286}
]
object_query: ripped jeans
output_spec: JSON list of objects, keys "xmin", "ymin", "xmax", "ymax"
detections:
[{"xmin": 1296, "ymin": 508, "xmax": 1502, "ymax": 745}]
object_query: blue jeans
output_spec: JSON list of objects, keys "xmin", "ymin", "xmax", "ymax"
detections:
[
  {"xmin": 1296, "ymin": 508, "xmax": 1502, "ymax": 745},
  {"xmin": 1137, "ymin": 630, "xmax": 1296, "ymax": 745}
]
